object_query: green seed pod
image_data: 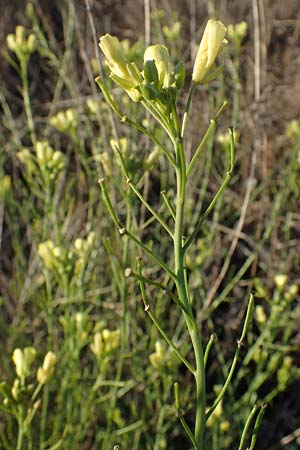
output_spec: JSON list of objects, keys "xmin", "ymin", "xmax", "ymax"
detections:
[{"xmin": 143, "ymin": 60, "xmax": 159, "ymax": 86}]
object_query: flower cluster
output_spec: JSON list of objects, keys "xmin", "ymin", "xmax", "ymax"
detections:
[
  {"xmin": 98, "ymin": 19, "xmax": 226, "ymax": 106},
  {"xmin": 38, "ymin": 240, "xmax": 73, "ymax": 275},
  {"xmin": 90, "ymin": 328, "xmax": 120, "ymax": 358},
  {"xmin": 50, "ymin": 109, "xmax": 78, "ymax": 135},
  {"xmin": 7, "ymin": 25, "xmax": 36, "ymax": 61}
]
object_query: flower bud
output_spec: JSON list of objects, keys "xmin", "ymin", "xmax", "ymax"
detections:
[
  {"xmin": 274, "ymin": 274, "xmax": 288, "ymax": 291},
  {"xmin": 12, "ymin": 378, "xmax": 21, "ymax": 400},
  {"xmin": 192, "ymin": 19, "xmax": 227, "ymax": 83},
  {"xmin": 38, "ymin": 240, "xmax": 56, "ymax": 269},
  {"xmin": 99, "ymin": 34, "xmax": 128, "ymax": 78},
  {"xmin": 7, "ymin": 34, "xmax": 17, "ymax": 52},
  {"xmin": 90, "ymin": 332, "xmax": 103, "ymax": 357},
  {"xmin": 12, "ymin": 347, "xmax": 36, "ymax": 380},
  {"xmin": 15, "ymin": 25, "xmax": 26, "ymax": 46},
  {"xmin": 51, "ymin": 151, "xmax": 65, "ymax": 170},
  {"xmin": 37, "ymin": 351, "xmax": 57, "ymax": 384},
  {"xmin": 27, "ymin": 33, "xmax": 36, "ymax": 52},
  {"xmin": 255, "ymin": 305, "xmax": 267, "ymax": 324}
]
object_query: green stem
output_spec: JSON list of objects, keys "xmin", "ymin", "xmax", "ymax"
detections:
[
  {"xmin": 206, "ymin": 295, "xmax": 254, "ymax": 420},
  {"xmin": 238, "ymin": 404, "xmax": 258, "ymax": 450},
  {"xmin": 187, "ymin": 100, "xmax": 228, "ymax": 178},
  {"xmin": 127, "ymin": 179, "xmax": 173, "ymax": 237},
  {"xmin": 204, "ymin": 334, "xmax": 216, "ymax": 368},
  {"xmin": 128, "ymin": 269, "xmax": 189, "ymax": 313},
  {"xmin": 137, "ymin": 259, "xmax": 194, "ymax": 373},
  {"xmin": 124, "ymin": 228, "xmax": 176, "ymax": 281},
  {"xmin": 187, "ymin": 119, "xmax": 216, "ymax": 178},
  {"xmin": 161, "ymin": 190, "xmax": 176, "ymax": 220},
  {"xmin": 20, "ymin": 59, "xmax": 36, "ymax": 146},
  {"xmin": 181, "ymin": 82, "xmax": 196, "ymax": 139},
  {"xmin": 184, "ymin": 127, "xmax": 235, "ymax": 252},
  {"xmin": 113, "ymin": 146, "xmax": 173, "ymax": 237},
  {"xmin": 174, "ymin": 382, "xmax": 197, "ymax": 447},
  {"xmin": 249, "ymin": 404, "xmax": 268, "ymax": 450},
  {"xmin": 95, "ymin": 77, "xmax": 176, "ymax": 167},
  {"xmin": 173, "ymin": 137, "xmax": 205, "ymax": 449},
  {"xmin": 141, "ymin": 99, "xmax": 175, "ymax": 146},
  {"xmin": 100, "ymin": 178, "xmax": 176, "ymax": 279},
  {"xmin": 16, "ymin": 408, "xmax": 24, "ymax": 450}
]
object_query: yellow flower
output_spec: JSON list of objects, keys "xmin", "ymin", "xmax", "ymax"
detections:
[
  {"xmin": 192, "ymin": 19, "xmax": 227, "ymax": 83},
  {"xmin": 99, "ymin": 34, "xmax": 141, "ymax": 101},
  {"xmin": 99, "ymin": 34, "xmax": 128, "ymax": 78}
]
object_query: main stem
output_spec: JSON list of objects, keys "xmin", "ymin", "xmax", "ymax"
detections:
[{"xmin": 174, "ymin": 140, "xmax": 206, "ymax": 450}]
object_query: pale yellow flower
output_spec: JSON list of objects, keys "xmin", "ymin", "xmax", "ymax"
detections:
[
  {"xmin": 99, "ymin": 34, "xmax": 128, "ymax": 78},
  {"xmin": 99, "ymin": 34, "xmax": 141, "ymax": 101},
  {"xmin": 192, "ymin": 19, "xmax": 227, "ymax": 83}
]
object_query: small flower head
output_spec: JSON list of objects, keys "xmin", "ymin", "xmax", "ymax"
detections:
[
  {"xmin": 7, "ymin": 25, "xmax": 36, "ymax": 60},
  {"xmin": 227, "ymin": 21, "xmax": 248, "ymax": 45},
  {"xmin": 38, "ymin": 240, "xmax": 72, "ymax": 274},
  {"xmin": 35, "ymin": 141, "xmax": 65, "ymax": 179},
  {"xmin": 90, "ymin": 328, "xmax": 120, "ymax": 358},
  {"xmin": 192, "ymin": 19, "xmax": 227, "ymax": 83},
  {"xmin": 50, "ymin": 109, "xmax": 78, "ymax": 135},
  {"xmin": 38, "ymin": 240, "xmax": 56, "ymax": 270},
  {"xmin": 162, "ymin": 21, "xmax": 181, "ymax": 42}
]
